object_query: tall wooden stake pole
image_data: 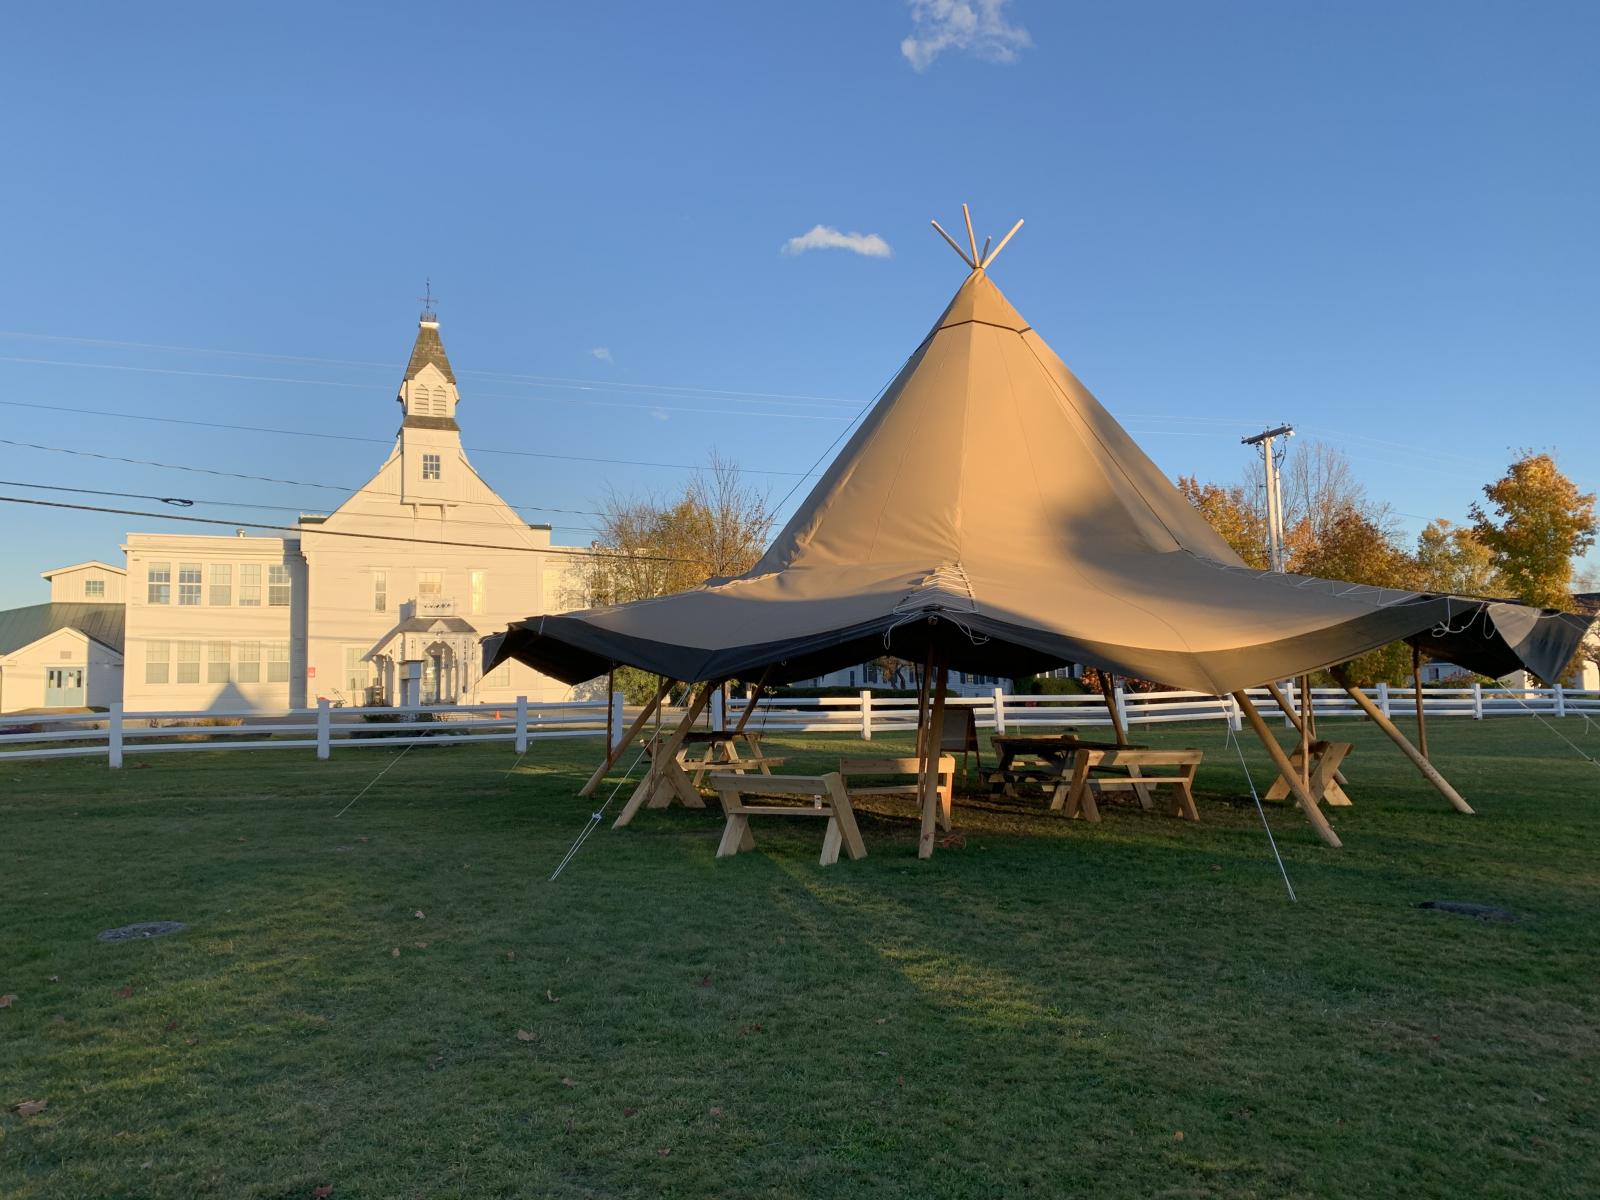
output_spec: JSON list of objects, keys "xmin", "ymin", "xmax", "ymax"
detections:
[
  {"xmin": 1334, "ymin": 671, "xmax": 1470, "ymax": 814},
  {"xmin": 1411, "ymin": 645, "xmax": 1430, "ymax": 762},
  {"xmin": 1298, "ymin": 674, "xmax": 1312, "ymax": 790},
  {"xmin": 1101, "ymin": 672, "xmax": 1129, "ymax": 744},
  {"xmin": 918, "ymin": 656, "xmax": 950, "ymax": 859},
  {"xmin": 578, "ymin": 677, "xmax": 671, "ymax": 797},
  {"xmin": 1267, "ymin": 681, "xmax": 1347, "ymax": 786},
  {"xmin": 1233, "ymin": 690, "xmax": 1342, "ymax": 848}
]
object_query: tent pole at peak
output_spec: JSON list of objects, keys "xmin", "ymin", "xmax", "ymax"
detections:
[
  {"xmin": 579, "ymin": 675, "xmax": 670, "ymax": 798},
  {"xmin": 1333, "ymin": 669, "xmax": 1470, "ymax": 814},
  {"xmin": 1233, "ymin": 689, "xmax": 1343, "ymax": 848}
]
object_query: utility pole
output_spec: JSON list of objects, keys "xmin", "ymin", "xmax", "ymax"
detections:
[{"xmin": 1242, "ymin": 424, "xmax": 1294, "ymax": 572}]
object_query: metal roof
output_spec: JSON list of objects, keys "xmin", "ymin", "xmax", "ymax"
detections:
[{"xmin": 0, "ymin": 603, "xmax": 125, "ymax": 656}]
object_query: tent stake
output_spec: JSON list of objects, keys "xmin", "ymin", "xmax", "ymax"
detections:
[
  {"xmin": 579, "ymin": 676, "xmax": 670, "ymax": 797},
  {"xmin": 1233, "ymin": 690, "xmax": 1343, "ymax": 848},
  {"xmin": 1333, "ymin": 670, "xmax": 1470, "ymax": 814}
]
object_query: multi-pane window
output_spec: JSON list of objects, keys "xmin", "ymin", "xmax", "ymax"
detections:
[
  {"xmin": 267, "ymin": 564, "xmax": 291, "ymax": 607},
  {"xmin": 418, "ymin": 571, "xmax": 442, "ymax": 598},
  {"xmin": 178, "ymin": 563, "xmax": 202, "ymax": 606},
  {"xmin": 207, "ymin": 642, "xmax": 230, "ymax": 684},
  {"xmin": 470, "ymin": 570, "xmax": 486, "ymax": 614},
  {"xmin": 482, "ymin": 661, "xmax": 510, "ymax": 688},
  {"xmin": 209, "ymin": 564, "xmax": 232, "ymax": 606},
  {"xmin": 145, "ymin": 641, "xmax": 170, "ymax": 684},
  {"xmin": 236, "ymin": 641, "xmax": 261, "ymax": 684},
  {"xmin": 176, "ymin": 641, "xmax": 201, "ymax": 684},
  {"xmin": 344, "ymin": 646, "xmax": 373, "ymax": 696},
  {"xmin": 84, "ymin": 578, "xmax": 105, "ymax": 598},
  {"xmin": 266, "ymin": 642, "xmax": 290, "ymax": 683},
  {"xmin": 422, "ymin": 453, "xmax": 441, "ymax": 480},
  {"xmin": 374, "ymin": 570, "xmax": 388, "ymax": 613},
  {"xmin": 239, "ymin": 563, "xmax": 261, "ymax": 606},
  {"xmin": 147, "ymin": 562, "xmax": 171, "ymax": 605}
]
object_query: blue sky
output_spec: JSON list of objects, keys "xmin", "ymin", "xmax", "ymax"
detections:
[{"xmin": 2, "ymin": 1, "xmax": 1595, "ymax": 608}]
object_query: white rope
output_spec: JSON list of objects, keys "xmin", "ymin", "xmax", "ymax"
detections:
[
  {"xmin": 549, "ymin": 744, "xmax": 650, "ymax": 881},
  {"xmin": 1224, "ymin": 721, "xmax": 1298, "ymax": 902},
  {"xmin": 334, "ymin": 741, "xmax": 415, "ymax": 819}
]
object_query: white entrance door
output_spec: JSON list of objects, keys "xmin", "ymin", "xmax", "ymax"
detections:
[{"xmin": 45, "ymin": 666, "xmax": 86, "ymax": 707}]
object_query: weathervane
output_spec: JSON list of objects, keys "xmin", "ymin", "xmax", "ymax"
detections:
[
  {"xmin": 930, "ymin": 204, "xmax": 1024, "ymax": 271},
  {"xmin": 419, "ymin": 277, "xmax": 437, "ymax": 322}
]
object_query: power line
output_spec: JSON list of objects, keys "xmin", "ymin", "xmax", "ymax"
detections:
[
  {"xmin": 0, "ymin": 494, "xmax": 703, "ymax": 565},
  {"xmin": 0, "ymin": 438, "xmax": 609, "ymax": 520},
  {"xmin": 0, "ymin": 478, "xmax": 608, "ymax": 538},
  {"xmin": 0, "ymin": 398, "xmax": 817, "ymax": 475}
]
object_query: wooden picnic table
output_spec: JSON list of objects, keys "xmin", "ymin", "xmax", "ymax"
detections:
[
  {"xmin": 673, "ymin": 729, "xmax": 785, "ymax": 788},
  {"xmin": 987, "ymin": 734, "xmax": 1146, "ymax": 796}
]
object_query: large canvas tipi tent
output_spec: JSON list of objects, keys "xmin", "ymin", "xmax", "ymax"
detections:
[{"xmin": 486, "ymin": 212, "xmax": 1588, "ymax": 849}]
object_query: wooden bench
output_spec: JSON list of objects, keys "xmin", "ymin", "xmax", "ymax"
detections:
[
  {"xmin": 709, "ymin": 773, "xmax": 867, "ymax": 866},
  {"xmin": 1265, "ymin": 740, "xmax": 1353, "ymax": 807},
  {"xmin": 1059, "ymin": 747, "xmax": 1204, "ymax": 822},
  {"xmin": 839, "ymin": 755, "xmax": 956, "ymax": 831}
]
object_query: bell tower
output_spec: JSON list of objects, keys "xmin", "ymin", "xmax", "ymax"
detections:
[{"xmin": 396, "ymin": 286, "xmax": 464, "ymax": 506}]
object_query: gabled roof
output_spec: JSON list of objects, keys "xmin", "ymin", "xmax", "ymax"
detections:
[
  {"xmin": 0, "ymin": 603, "xmax": 125, "ymax": 656},
  {"xmin": 403, "ymin": 320, "xmax": 456, "ymax": 384},
  {"xmin": 40, "ymin": 560, "xmax": 126, "ymax": 579},
  {"xmin": 488, "ymin": 266, "xmax": 1590, "ymax": 691}
]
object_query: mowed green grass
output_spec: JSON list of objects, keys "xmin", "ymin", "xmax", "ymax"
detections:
[{"xmin": 2, "ymin": 718, "xmax": 1598, "ymax": 1199}]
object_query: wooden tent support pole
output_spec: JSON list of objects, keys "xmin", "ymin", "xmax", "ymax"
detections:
[
  {"xmin": 918, "ymin": 656, "xmax": 950, "ymax": 859},
  {"xmin": 1334, "ymin": 671, "xmax": 1470, "ymax": 814},
  {"xmin": 1298, "ymin": 674, "xmax": 1312, "ymax": 791},
  {"xmin": 1266, "ymin": 682, "xmax": 1348, "ymax": 786},
  {"xmin": 579, "ymin": 677, "xmax": 670, "ymax": 797},
  {"xmin": 613, "ymin": 681, "xmax": 718, "ymax": 827},
  {"xmin": 605, "ymin": 667, "xmax": 616, "ymax": 752},
  {"xmin": 730, "ymin": 664, "xmax": 773, "ymax": 736},
  {"xmin": 1232, "ymin": 690, "xmax": 1342, "ymax": 848},
  {"xmin": 1411, "ymin": 645, "xmax": 1430, "ymax": 762},
  {"xmin": 1101, "ymin": 673, "xmax": 1129, "ymax": 744},
  {"xmin": 914, "ymin": 642, "xmax": 935, "ymax": 759}
]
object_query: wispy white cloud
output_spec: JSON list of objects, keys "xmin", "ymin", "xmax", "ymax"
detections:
[
  {"xmin": 901, "ymin": 0, "xmax": 1031, "ymax": 72},
  {"xmin": 781, "ymin": 225, "xmax": 893, "ymax": 258},
  {"xmin": 590, "ymin": 346, "xmax": 613, "ymax": 364}
]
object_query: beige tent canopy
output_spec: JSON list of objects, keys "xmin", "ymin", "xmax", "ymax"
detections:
[
  {"xmin": 485, "ymin": 256, "xmax": 1586, "ymax": 696},
  {"xmin": 485, "ymin": 212, "xmax": 1588, "ymax": 853}
]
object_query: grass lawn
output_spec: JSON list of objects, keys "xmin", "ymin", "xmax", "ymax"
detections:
[{"xmin": 2, "ymin": 717, "xmax": 1598, "ymax": 1199}]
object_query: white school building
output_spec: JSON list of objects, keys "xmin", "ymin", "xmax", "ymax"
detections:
[{"xmin": 1, "ymin": 312, "xmax": 584, "ymax": 713}]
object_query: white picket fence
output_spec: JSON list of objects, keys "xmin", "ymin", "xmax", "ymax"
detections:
[{"xmin": 2, "ymin": 683, "xmax": 1596, "ymax": 768}]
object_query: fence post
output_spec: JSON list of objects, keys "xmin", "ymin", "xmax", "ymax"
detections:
[
  {"xmin": 710, "ymin": 686, "xmax": 726, "ymax": 732},
  {"xmin": 108, "ymin": 702, "xmax": 123, "ymax": 769},
  {"xmin": 1554, "ymin": 683, "xmax": 1565, "ymax": 718},
  {"xmin": 1228, "ymin": 694, "xmax": 1243, "ymax": 732},
  {"xmin": 610, "ymin": 691, "xmax": 626, "ymax": 751},
  {"xmin": 514, "ymin": 695, "xmax": 529, "ymax": 754},
  {"xmin": 316, "ymin": 697, "xmax": 331, "ymax": 760},
  {"xmin": 1472, "ymin": 681, "xmax": 1484, "ymax": 720},
  {"xmin": 1283, "ymin": 679, "xmax": 1295, "ymax": 728},
  {"xmin": 992, "ymin": 685, "xmax": 1006, "ymax": 734},
  {"xmin": 1114, "ymin": 685, "xmax": 1128, "ymax": 730},
  {"xmin": 1376, "ymin": 681, "xmax": 1390, "ymax": 718},
  {"xmin": 859, "ymin": 689, "xmax": 872, "ymax": 740}
]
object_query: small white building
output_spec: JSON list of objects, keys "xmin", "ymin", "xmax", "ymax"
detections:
[
  {"xmin": 114, "ymin": 311, "xmax": 581, "ymax": 712},
  {"xmin": 0, "ymin": 562, "xmax": 127, "ymax": 711}
]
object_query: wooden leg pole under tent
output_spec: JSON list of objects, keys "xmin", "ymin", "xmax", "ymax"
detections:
[
  {"xmin": 1411, "ymin": 645, "xmax": 1431, "ymax": 762},
  {"xmin": 613, "ymin": 681, "xmax": 719, "ymax": 828},
  {"xmin": 1333, "ymin": 670, "xmax": 1471, "ymax": 814},
  {"xmin": 1232, "ymin": 690, "xmax": 1343, "ymax": 849},
  {"xmin": 1101, "ymin": 674, "xmax": 1152, "ymax": 807},
  {"xmin": 579, "ymin": 677, "xmax": 671, "ymax": 798},
  {"xmin": 918, "ymin": 656, "xmax": 951, "ymax": 859},
  {"xmin": 1266, "ymin": 682, "xmax": 1348, "ymax": 788}
]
